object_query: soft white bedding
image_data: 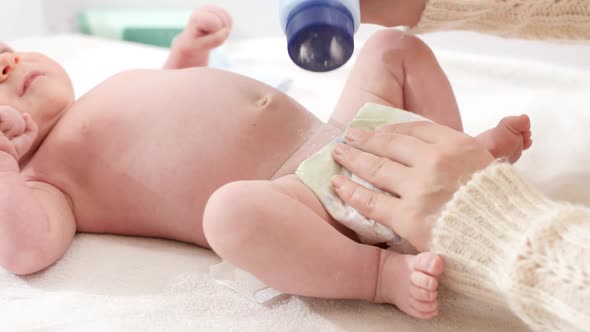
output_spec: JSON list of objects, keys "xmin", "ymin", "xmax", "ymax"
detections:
[{"xmin": 3, "ymin": 34, "xmax": 590, "ymax": 331}]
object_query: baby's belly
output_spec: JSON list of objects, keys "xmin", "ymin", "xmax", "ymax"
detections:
[{"xmin": 29, "ymin": 68, "xmax": 324, "ymax": 244}]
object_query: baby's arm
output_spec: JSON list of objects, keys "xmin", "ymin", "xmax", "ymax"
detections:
[
  {"xmin": 0, "ymin": 107, "xmax": 75, "ymax": 275},
  {"xmin": 164, "ymin": 5, "xmax": 232, "ymax": 69},
  {"xmin": 1, "ymin": 176, "xmax": 77, "ymax": 275}
]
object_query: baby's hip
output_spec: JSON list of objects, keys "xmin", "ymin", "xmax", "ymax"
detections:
[
  {"xmin": 271, "ymin": 174, "xmax": 358, "ymax": 240},
  {"xmin": 270, "ymin": 123, "xmax": 343, "ymax": 179}
]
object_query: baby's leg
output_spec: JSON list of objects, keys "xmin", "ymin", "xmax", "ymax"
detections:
[
  {"xmin": 164, "ymin": 5, "xmax": 232, "ymax": 69},
  {"xmin": 331, "ymin": 29, "xmax": 462, "ymax": 131},
  {"xmin": 203, "ymin": 176, "xmax": 443, "ymax": 319},
  {"xmin": 477, "ymin": 114, "xmax": 532, "ymax": 163}
]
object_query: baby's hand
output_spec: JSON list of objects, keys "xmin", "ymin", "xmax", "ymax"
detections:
[
  {"xmin": 166, "ymin": 5, "xmax": 232, "ymax": 69},
  {"xmin": 182, "ymin": 5, "xmax": 232, "ymax": 50},
  {"xmin": 0, "ymin": 106, "xmax": 38, "ymax": 161}
]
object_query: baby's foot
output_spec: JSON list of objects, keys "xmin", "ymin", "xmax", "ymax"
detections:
[
  {"xmin": 476, "ymin": 114, "xmax": 532, "ymax": 163},
  {"xmin": 166, "ymin": 5, "xmax": 232, "ymax": 68},
  {"xmin": 374, "ymin": 252, "xmax": 444, "ymax": 320}
]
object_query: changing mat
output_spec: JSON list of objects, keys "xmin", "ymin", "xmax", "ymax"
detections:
[{"xmin": 3, "ymin": 33, "xmax": 590, "ymax": 331}]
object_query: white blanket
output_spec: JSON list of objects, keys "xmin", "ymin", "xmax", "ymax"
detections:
[{"xmin": 3, "ymin": 34, "xmax": 590, "ymax": 331}]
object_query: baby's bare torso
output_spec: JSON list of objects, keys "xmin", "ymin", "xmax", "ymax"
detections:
[{"xmin": 21, "ymin": 68, "xmax": 339, "ymax": 245}]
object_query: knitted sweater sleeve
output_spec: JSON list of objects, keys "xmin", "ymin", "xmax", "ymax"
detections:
[
  {"xmin": 432, "ymin": 162, "xmax": 590, "ymax": 331},
  {"xmin": 410, "ymin": 0, "xmax": 590, "ymax": 40}
]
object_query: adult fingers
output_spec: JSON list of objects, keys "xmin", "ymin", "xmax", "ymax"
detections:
[
  {"xmin": 376, "ymin": 121, "xmax": 457, "ymax": 144},
  {"xmin": 344, "ymin": 128, "xmax": 433, "ymax": 167},
  {"xmin": 332, "ymin": 142, "xmax": 412, "ymax": 195},
  {"xmin": 331, "ymin": 174, "xmax": 403, "ymax": 230}
]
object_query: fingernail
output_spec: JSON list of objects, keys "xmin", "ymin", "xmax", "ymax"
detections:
[
  {"xmin": 345, "ymin": 128, "xmax": 363, "ymax": 143},
  {"xmin": 331, "ymin": 175, "xmax": 345, "ymax": 189},
  {"xmin": 333, "ymin": 143, "xmax": 349, "ymax": 156}
]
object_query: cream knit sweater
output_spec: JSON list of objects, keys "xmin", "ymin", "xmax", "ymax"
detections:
[
  {"xmin": 407, "ymin": 1, "xmax": 590, "ymax": 330},
  {"xmin": 432, "ymin": 162, "xmax": 590, "ymax": 331},
  {"xmin": 412, "ymin": 0, "xmax": 590, "ymax": 40}
]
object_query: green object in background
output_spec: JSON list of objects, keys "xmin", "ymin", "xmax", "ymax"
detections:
[{"xmin": 78, "ymin": 9, "xmax": 192, "ymax": 47}]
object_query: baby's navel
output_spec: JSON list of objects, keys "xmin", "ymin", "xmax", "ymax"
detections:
[{"xmin": 256, "ymin": 95, "xmax": 272, "ymax": 109}]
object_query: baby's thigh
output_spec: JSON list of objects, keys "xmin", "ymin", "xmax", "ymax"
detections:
[
  {"xmin": 271, "ymin": 175, "xmax": 358, "ymax": 240},
  {"xmin": 203, "ymin": 177, "xmax": 357, "ymax": 249}
]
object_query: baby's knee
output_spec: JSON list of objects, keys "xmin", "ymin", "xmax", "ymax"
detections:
[
  {"xmin": 360, "ymin": 29, "xmax": 434, "ymax": 63},
  {"xmin": 203, "ymin": 181, "xmax": 271, "ymax": 253}
]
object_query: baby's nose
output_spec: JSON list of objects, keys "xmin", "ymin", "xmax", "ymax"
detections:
[{"xmin": 0, "ymin": 53, "xmax": 19, "ymax": 83}]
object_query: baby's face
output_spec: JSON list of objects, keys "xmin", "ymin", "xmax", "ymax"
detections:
[{"xmin": 0, "ymin": 42, "xmax": 75, "ymax": 137}]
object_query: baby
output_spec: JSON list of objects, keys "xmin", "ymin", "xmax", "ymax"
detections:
[{"xmin": 0, "ymin": 5, "xmax": 531, "ymax": 320}]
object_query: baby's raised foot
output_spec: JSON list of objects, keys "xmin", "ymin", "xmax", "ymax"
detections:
[
  {"xmin": 375, "ymin": 252, "xmax": 443, "ymax": 320},
  {"xmin": 476, "ymin": 114, "xmax": 532, "ymax": 163},
  {"xmin": 166, "ymin": 5, "xmax": 232, "ymax": 69}
]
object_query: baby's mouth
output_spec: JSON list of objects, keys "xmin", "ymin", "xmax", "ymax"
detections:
[{"xmin": 20, "ymin": 71, "xmax": 44, "ymax": 96}]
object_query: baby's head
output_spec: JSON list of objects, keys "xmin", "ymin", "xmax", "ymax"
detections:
[{"xmin": 0, "ymin": 42, "xmax": 75, "ymax": 140}]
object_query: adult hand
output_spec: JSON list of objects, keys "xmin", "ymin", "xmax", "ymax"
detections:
[{"xmin": 330, "ymin": 121, "xmax": 494, "ymax": 252}]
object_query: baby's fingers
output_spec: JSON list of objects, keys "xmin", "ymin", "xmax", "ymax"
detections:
[
  {"xmin": 23, "ymin": 113, "xmax": 39, "ymax": 138},
  {"xmin": 193, "ymin": 28, "xmax": 230, "ymax": 50},
  {"xmin": 12, "ymin": 113, "xmax": 38, "ymax": 159},
  {"xmin": 188, "ymin": 5, "xmax": 231, "ymax": 36},
  {"xmin": 0, "ymin": 106, "xmax": 25, "ymax": 139},
  {"xmin": 191, "ymin": 12, "xmax": 224, "ymax": 35}
]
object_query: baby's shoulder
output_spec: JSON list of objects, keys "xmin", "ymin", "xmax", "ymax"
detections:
[{"xmin": 106, "ymin": 68, "xmax": 158, "ymax": 82}]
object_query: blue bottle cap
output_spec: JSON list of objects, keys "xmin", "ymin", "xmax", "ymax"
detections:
[{"xmin": 285, "ymin": 0, "xmax": 354, "ymax": 72}]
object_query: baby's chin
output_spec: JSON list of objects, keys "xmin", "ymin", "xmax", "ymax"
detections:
[{"xmin": 35, "ymin": 97, "xmax": 74, "ymax": 130}]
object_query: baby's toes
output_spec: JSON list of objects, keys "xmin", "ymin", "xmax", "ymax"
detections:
[
  {"xmin": 410, "ymin": 297, "xmax": 439, "ymax": 313},
  {"xmin": 523, "ymin": 130, "xmax": 533, "ymax": 149},
  {"xmin": 409, "ymin": 270, "xmax": 440, "ymax": 320},
  {"xmin": 410, "ymin": 284, "xmax": 437, "ymax": 302},
  {"xmin": 414, "ymin": 252, "xmax": 444, "ymax": 277},
  {"xmin": 409, "ymin": 297, "xmax": 440, "ymax": 319},
  {"xmin": 500, "ymin": 114, "xmax": 530, "ymax": 134},
  {"xmin": 393, "ymin": 253, "xmax": 442, "ymax": 320},
  {"xmin": 411, "ymin": 270, "xmax": 439, "ymax": 292},
  {"xmin": 508, "ymin": 149, "xmax": 523, "ymax": 164}
]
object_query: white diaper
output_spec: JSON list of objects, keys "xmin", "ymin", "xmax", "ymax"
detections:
[{"xmin": 296, "ymin": 102, "xmax": 428, "ymax": 249}]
